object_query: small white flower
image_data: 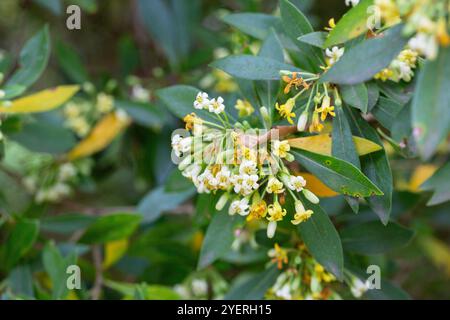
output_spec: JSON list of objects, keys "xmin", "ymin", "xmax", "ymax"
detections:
[
  {"xmin": 208, "ymin": 97, "xmax": 225, "ymax": 114},
  {"xmin": 131, "ymin": 84, "xmax": 150, "ymax": 102},
  {"xmin": 182, "ymin": 163, "xmax": 202, "ymax": 180},
  {"xmin": 239, "ymin": 159, "xmax": 258, "ymax": 175},
  {"xmin": 350, "ymin": 277, "xmax": 369, "ymax": 298},
  {"xmin": 229, "ymin": 198, "xmax": 250, "ymax": 216},
  {"xmin": 325, "ymin": 46, "xmax": 345, "ymax": 65},
  {"xmin": 288, "ymin": 175, "xmax": 306, "ymax": 192},
  {"xmin": 242, "ymin": 174, "xmax": 259, "ymax": 190},
  {"xmin": 216, "ymin": 166, "xmax": 231, "ymax": 189},
  {"xmin": 275, "ymin": 284, "xmax": 292, "ymax": 300},
  {"xmin": 408, "ymin": 33, "xmax": 438, "ymax": 60},
  {"xmin": 58, "ymin": 163, "xmax": 77, "ymax": 181},
  {"xmin": 191, "ymin": 279, "xmax": 208, "ymax": 296},
  {"xmin": 266, "ymin": 177, "xmax": 284, "ymax": 194},
  {"xmin": 345, "ymin": 0, "xmax": 360, "ymax": 6},
  {"xmin": 194, "ymin": 91, "xmax": 209, "ymax": 110}
]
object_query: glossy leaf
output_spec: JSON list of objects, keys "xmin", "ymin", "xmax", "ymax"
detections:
[
  {"xmin": 324, "ymin": 0, "xmax": 374, "ymax": 48},
  {"xmin": 340, "ymin": 84, "xmax": 369, "ymax": 113},
  {"xmin": 411, "ymin": 47, "xmax": 450, "ymax": 160},
  {"xmin": 293, "ymin": 149, "xmax": 383, "ymax": 197},
  {"xmin": 371, "ymin": 96, "xmax": 404, "ymax": 130},
  {"xmin": 321, "ymin": 24, "xmax": 407, "ymax": 84},
  {"xmin": 298, "ymin": 32, "xmax": 327, "ymax": 48},
  {"xmin": 210, "ymin": 55, "xmax": 301, "ymax": 81}
]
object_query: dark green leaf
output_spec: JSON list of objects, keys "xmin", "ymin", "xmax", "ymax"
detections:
[
  {"xmin": 40, "ymin": 213, "xmax": 97, "ymax": 234},
  {"xmin": 210, "ymin": 55, "xmax": 301, "ymax": 81},
  {"xmin": 411, "ymin": 47, "xmax": 450, "ymax": 160},
  {"xmin": 340, "ymin": 84, "xmax": 369, "ymax": 113},
  {"xmin": 164, "ymin": 169, "xmax": 192, "ymax": 193},
  {"xmin": 293, "ymin": 149, "xmax": 383, "ymax": 197},
  {"xmin": 224, "ymin": 265, "xmax": 280, "ymax": 299},
  {"xmin": 298, "ymin": 198, "xmax": 344, "ymax": 280},
  {"xmin": 2, "ymin": 219, "xmax": 39, "ymax": 270},
  {"xmin": 222, "ymin": 13, "xmax": 282, "ymax": 40},
  {"xmin": 198, "ymin": 212, "xmax": 244, "ymax": 269},
  {"xmin": 346, "ymin": 108, "xmax": 393, "ymax": 224},
  {"xmin": 321, "ymin": 24, "xmax": 407, "ymax": 85},
  {"xmin": 56, "ymin": 41, "xmax": 89, "ymax": 83},
  {"xmin": 5, "ymin": 25, "xmax": 51, "ymax": 89},
  {"xmin": 79, "ymin": 213, "xmax": 141, "ymax": 244},
  {"xmin": 115, "ymin": 100, "xmax": 166, "ymax": 128},
  {"xmin": 371, "ymin": 97, "xmax": 404, "ymax": 130},
  {"xmin": 341, "ymin": 221, "xmax": 414, "ymax": 254}
]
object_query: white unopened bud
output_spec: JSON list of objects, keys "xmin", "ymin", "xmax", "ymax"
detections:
[
  {"xmin": 285, "ymin": 153, "xmax": 294, "ymax": 162},
  {"xmin": 215, "ymin": 193, "xmax": 229, "ymax": 211},
  {"xmin": 0, "ymin": 89, "xmax": 5, "ymax": 99},
  {"xmin": 295, "ymin": 200, "xmax": 305, "ymax": 213},
  {"xmin": 260, "ymin": 106, "xmax": 271, "ymax": 125},
  {"xmin": 178, "ymin": 155, "xmax": 192, "ymax": 171},
  {"xmin": 267, "ymin": 221, "xmax": 277, "ymax": 239},
  {"xmin": 303, "ymin": 189, "xmax": 320, "ymax": 204},
  {"xmin": 297, "ymin": 111, "xmax": 308, "ymax": 132}
]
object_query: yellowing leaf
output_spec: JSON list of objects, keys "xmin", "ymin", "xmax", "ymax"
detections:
[
  {"xmin": 288, "ymin": 134, "xmax": 382, "ymax": 156},
  {"xmin": 67, "ymin": 112, "xmax": 130, "ymax": 160},
  {"xmin": 418, "ymin": 235, "xmax": 450, "ymax": 278},
  {"xmin": 408, "ymin": 164, "xmax": 438, "ymax": 192},
  {"xmin": 103, "ymin": 239, "xmax": 129, "ymax": 270},
  {"xmin": 0, "ymin": 85, "xmax": 79, "ymax": 113},
  {"xmin": 297, "ymin": 172, "xmax": 339, "ymax": 198}
]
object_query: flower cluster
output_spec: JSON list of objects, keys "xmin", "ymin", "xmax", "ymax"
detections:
[
  {"xmin": 374, "ymin": 48, "xmax": 419, "ymax": 82},
  {"xmin": 172, "ymin": 93, "xmax": 321, "ymax": 239},
  {"xmin": 375, "ymin": 0, "xmax": 450, "ymax": 59},
  {"xmin": 266, "ymin": 243, "xmax": 371, "ymax": 300},
  {"xmin": 63, "ymin": 89, "xmax": 117, "ymax": 137},
  {"xmin": 23, "ymin": 160, "xmax": 92, "ymax": 203}
]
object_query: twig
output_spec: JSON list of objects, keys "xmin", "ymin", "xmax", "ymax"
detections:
[{"xmin": 90, "ymin": 245, "xmax": 103, "ymax": 300}]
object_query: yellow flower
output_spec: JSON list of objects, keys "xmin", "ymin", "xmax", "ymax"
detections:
[
  {"xmin": 309, "ymin": 111, "xmax": 324, "ymax": 133},
  {"xmin": 272, "ymin": 140, "xmax": 291, "ymax": 158},
  {"xmin": 374, "ymin": 68, "xmax": 395, "ymax": 81},
  {"xmin": 234, "ymin": 99, "xmax": 255, "ymax": 117},
  {"xmin": 266, "ymin": 177, "xmax": 285, "ymax": 194},
  {"xmin": 213, "ymin": 70, "xmax": 238, "ymax": 93},
  {"xmin": 268, "ymin": 243, "xmax": 288, "ymax": 269},
  {"xmin": 324, "ymin": 18, "xmax": 336, "ymax": 32},
  {"xmin": 267, "ymin": 201, "xmax": 286, "ymax": 222},
  {"xmin": 183, "ymin": 113, "xmax": 203, "ymax": 130},
  {"xmin": 437, "ymin": 18, "xmax": 450, "ymax": 46},
  {"xmin": 282, "ymin": 72, "xmax": 309, "ymax": 94},
  {"xmin": 291, "ymin": 209, "xmax": 313, "ymax": 225},
  {"xmin": 96, "ymin": 93, "xmax": 114, "ymax": 114},
  {"xmin": 275, "ymin": 98, "xmax": 296, "ymax": 124},
  {"xmin": 247, "ymin": 199, "xmax": 268, "ymax": 221},
  {"xmin": 314, "ymin": 264, "xmax": 336, "ymax": 283},
  {"xmin": 316, "ymin": 96, "xmax": 335, "ymax": 121}
]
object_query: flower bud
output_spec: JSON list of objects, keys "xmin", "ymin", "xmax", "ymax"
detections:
[
  {"xmin": 260, "ymin": 106, "xmax": 271, "ymax": 126},
  {"xmin": 303, "ymin": 189, "xmax": 320, "ymax": 204},
  {"xmin": 0, "ymin": 89, "xmax": 4, "ymax": 99},
  {"xmin": 178, "ymin": 155, "xmax": 192, "ymax": 171},
  {"xmin": 285, "ymin": 153, "xmax": 294, "ymax": 162},
  {"xmin": 267, "ymin": 221, "xmax": 277, "ymax": 239},
  {"xmin": 215, "ymin": 193, "xmax": 229, "ymax": 211},
  {"xmin": 295, "ymin": 200, "xmax": 305, "ymax": 213},
  {"xmin": 297, "ymin": 111, "xmax": 308, "ymax": 132}
]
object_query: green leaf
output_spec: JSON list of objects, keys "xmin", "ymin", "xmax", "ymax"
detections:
[
  {"xmin": 297, "ymin": 199, "xmax": 344, "ymax": 280},
  {"xmin": 324, "ymin": 0, "xmax": 374, "ymax": 48},
  {"xmin": 40, "ymin": 213, "xmax": 97, "ymax": 234},
  {"xmin": 198, "ymin": 212, "xmax": 244, "ymax": 269},
  {"xmin": 321, "ymin": 24, "xmax": 407, "ymax": 85},
  {"xmin": 42, "ymin": 242, "xmax": 77, "ymax": 299},
  {"xmin": 105, "ymin": 280, "xmax": 180, "ymax": 300},
  {"xmin": 340, "ymin": 84, "xmax": 369, "ymax": 113},
  {"xmin": 33, "ymin": 0, "xmax": 62, "ymax": 15},
  {"xmin": 411, "ymin": 47, "xmax": 450, "ymax": 160},
  {"xmin": 56, "ymin": 41, "xmax": 89, "ymax": 83},
  {"xmin": 79, "ymin": 213, "xmax": 141, "ymax": 244},
  {"xmin": 156, "ymin": 85, "xmax": 216, "ymax": 122},
  {"xmin": 280, "ymin": 0, "xmax": 323, "ymax": 71},
  {"xmin": 6, "ymin": 266, "xmax": 34, "ymax": 298},
  {"xmin": 332, "ymin": 105, "xmax": 361, "ymax": 213},
  {"xmin": 341, "ymin": 221, "xmax": 414, "ymax": 254},
  {"xmin": 115, "ymin": 100, "xmax": 166, "ymax": 128},
  {"xmin": 367, "ymin": 82, "xmax": 380, "ymax": 111},
  {"xmin": 2, "ymin": 219, "xmax": 39, "ymax": 270},
  {"xmin": 421, "ymin": 163, "xmax": 450, "ymax": 206},
  {"xmin": 210, "ymin": 55, "xmax": 301, "ymax": 81},
  {"xmin": 293, "ymin": 149, "xmax": 383, "ymax": 197},
  {"xmin": 165, "ymin": 169, "xmax": 193, "ymax": 193},
  {"xmin": 137, "ymin": 185, "xmax": 195, "ymax": 223},
  {"xmin": 224, "ymin": 265, "xmax": 280, "ymax": 299},
  {"xmin": 371, "ymin": 96, "xmax": 404, "ymax": 130},
  {"xmin": 345, "ymin": 108, "xmax": 393, "ymax": 224},
  {"xmin": 298, "ymin": 32, "xmax": 327, "ymax": 48},
  {"xmin": 222, "ymin": 13, "xmax": 282, "ymax": 40},
  {"xmin": 9, "ymin": 121, "xmax": 76, "ymax": 154},
  {"xmin": 5, "ymin": 25, "xmax": 51, "ymax": 90}
]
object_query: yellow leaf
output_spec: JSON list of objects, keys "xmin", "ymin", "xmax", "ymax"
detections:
[
  {"xmin": 418, "ymin": 235, "xmax": 450, "ymax": 278},
  {"xmin": 103, "ymin": 239, "xmax": 129, "ymax": 270},
  {"xmin": 288, "ymin": 134, "xmax": 382, "ymax": 156},
  {"xmin": 408, "ymin": 164, "xmax": 438, "ymax": 192},
  {"xmin": 297, "ymin": 172, "xmax": 339, "ymax": 198},
  {"xmin": 67, "ymin": 112, "xmax": 130, "ymax": 160},
  {"xmin": 0, "ymin": 85, "xmax": 80, "ymax": 113}
]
